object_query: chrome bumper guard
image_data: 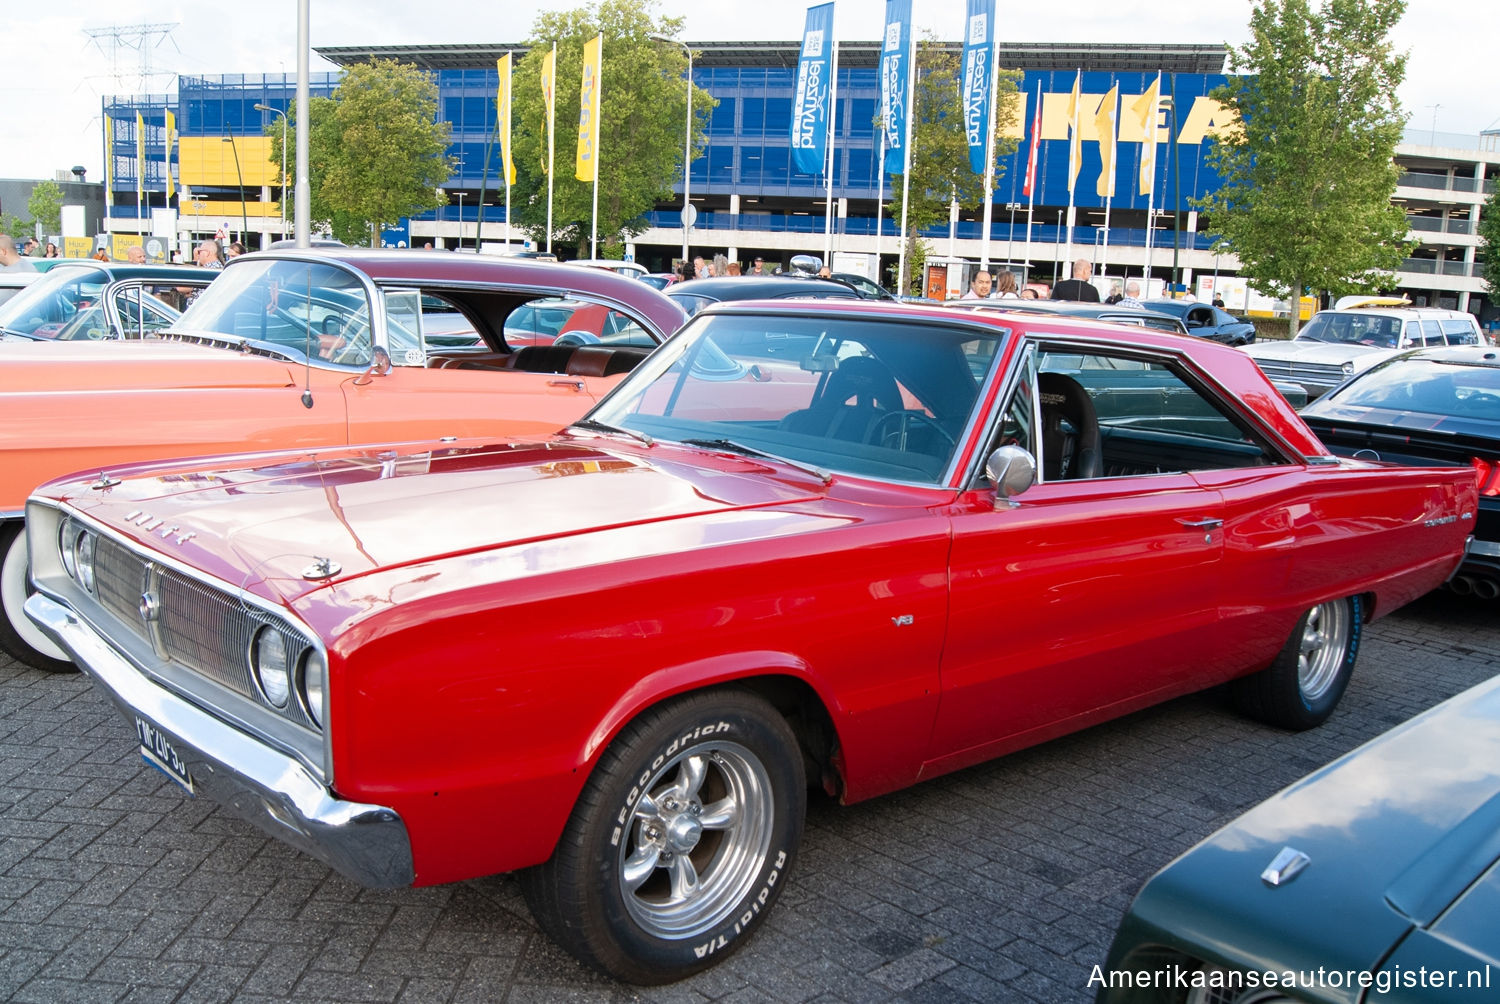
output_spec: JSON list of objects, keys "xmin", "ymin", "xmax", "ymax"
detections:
[{"xmin": 26, "ymin": 592, "xmax": 415, "ymax": 889}]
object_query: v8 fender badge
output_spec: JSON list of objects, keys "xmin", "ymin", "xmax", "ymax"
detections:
[{"xmin": 891, "ymin": 614, "xmax": 914, "ymax": 627}]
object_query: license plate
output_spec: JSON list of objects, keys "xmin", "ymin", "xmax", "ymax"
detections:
[{"xmin": 135, "ymin": 716, "xmax": 195, "ymax": 794}]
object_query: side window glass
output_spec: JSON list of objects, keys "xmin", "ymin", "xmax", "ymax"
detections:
[
  {"xmin": 381, "ymin": 288, "xmax": 424, "ymax": 366},
  {"xmin": 992, "ymin": 355, "xmax": 1037, "ymax": 464},
  {"xmin": 1037, "ymin": 350, "xmax": 1279, "ymax": 479},
  {"xmin": 1420, "ymin": 320, "xmax": 1444, "ymax": 346}
]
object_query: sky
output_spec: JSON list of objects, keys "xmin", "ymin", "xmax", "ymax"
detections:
[{"xmin": 2, "ymin": 0, "xmax": 1490, "ymax": 181}]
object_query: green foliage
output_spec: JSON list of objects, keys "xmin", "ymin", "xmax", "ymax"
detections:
[
  {"xmin": 888, "ymin": 37, "xmax": 1021, "ymax": 295},
  {"xmin": 505, "ymin": 0, "xmax": 712, "ymax": 257},
  {"xmin": 1194, "ymin": 0, "xmax": 1411, "ymax": 333},
  {"xmin": 1478, "ymin": 186, "xmax": 1500, "ymax": 296},
  {"xmin": 26, "ymin": 181, "xmax": 64, "ymax": 236},
  {"xmin": 0, "ymin": 213, "xmax": 30, "ymax": 243},
  {"xmin": 272, "ymin": 58, "xmax": 451, "ymax": 246}
]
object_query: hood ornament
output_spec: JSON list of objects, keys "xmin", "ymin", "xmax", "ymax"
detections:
[
  {"xmin": 301, "ymin": 556, "xmax": 342, "ymax": 581},
  {"xmin": 90, "ymin": 472, "xmax": 121, "ymax": 490}
]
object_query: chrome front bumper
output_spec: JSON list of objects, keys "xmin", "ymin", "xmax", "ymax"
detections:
[{"xmin": 25, "ymin": 592, "xmax": 415, "ymax": 888}]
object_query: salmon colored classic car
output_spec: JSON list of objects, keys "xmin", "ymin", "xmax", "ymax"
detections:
[
  {"xmin": 24, "ymin": 300, "xmax": 1476, "ymax": 984},
  {"xmin": 0, "ymin": 249, "xmax": 686, "ymax": 672}
]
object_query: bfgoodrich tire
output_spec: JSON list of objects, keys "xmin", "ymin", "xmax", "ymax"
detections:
[
  {"xmin": 518, "ymin": 688, "xmax": 805, "ymax": 985},
  {"xmin": 1232, "ymin": 595, "xmax": 1363, "ymax": 731},
  {"xmin": 0, "ymin": 522, "xmax": 76, "ymax": 674}
]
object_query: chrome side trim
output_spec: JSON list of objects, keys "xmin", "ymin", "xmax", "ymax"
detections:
[{"xmin": 25, "ymin": 592, "xmax": 414, "ymax": 889}]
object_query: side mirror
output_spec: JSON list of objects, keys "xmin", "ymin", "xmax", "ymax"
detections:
[
  {"xmin": 984, "ymin": 445, "xmax": 1036, "ymax": 509},
  {"xmin": 353, "ymin": 345, "xmax": 393, "ymax": 386}
]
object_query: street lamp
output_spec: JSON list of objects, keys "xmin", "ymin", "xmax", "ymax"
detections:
[
  {"xmin": 650, "ymin": 34, "xmax": 693, "ymax": 264},
  {"xmin": 221, "ymin": 136, "xmax": 248, "ymax": 245},
  {"xmin": 254, "ymin": 103, "xmax": 289, "ymax": 237}
]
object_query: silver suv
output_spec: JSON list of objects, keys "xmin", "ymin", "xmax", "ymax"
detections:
[{"xmin": 1241, "ymin": 301, "xmax": 1485, "ymax": 399}]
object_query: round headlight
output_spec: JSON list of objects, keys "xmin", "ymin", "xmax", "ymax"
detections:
[
  {"xmin": 300, "ymin": 649, "xmax": 326, "ymax": 727},
  {"xmin": 59, "ymin": 518, "xmax": 77, "ymax": 579},
  {"xmin": 1341, "ymin": 361, "xmax": 1355, "ymax": 376},
  {"xmin": 74, "ymin": 529, "xmax": 97, "ymax": 594},
  {"xmin": 251, "ymin": 626, "xmax": 291, "ymax": 708}
]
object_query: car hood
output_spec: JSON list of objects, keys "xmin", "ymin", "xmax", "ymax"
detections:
[
  {"xmin": 1241, "ymin": 339, "xmax": 1391, "ymax": 366},
  {"xmin": 53, "ymin": 436, "xmax": 827, "ymax": 604},
  {"xmin": 1122, "ymin": 674, "xmax": 1500, "ymax": 1000},
  {"xmin": 0, "ymin": 339, "xmax": 305, "ymax": 392}
]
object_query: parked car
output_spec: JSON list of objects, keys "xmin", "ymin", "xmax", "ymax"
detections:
[
  {"xmin": 568, "ymin": 258, "xmax": 650, "ymax": 280},
  {"xmin": 1242, "ymin": 303, "xmax": 1484, "ymax": 399},
  {"xmin": 22, "ymin": 299, "xmax": 1474, "ymax": 984},
  {"xmin": 830, "ymin": 271, "xmax": 895, "ymax": 300},
  {"xmin": 1301, "ymin": 345, "xmax": 1500, "ymax": 599},
  {"xmin": 1098, "ymin": 670, "xmax": 1500, "ymax": 1004},
  {"xmin": 667, "ymin": 273, "xmax": 862, "ymax": 316},
  {"xmin": 1140, "ymin": 298, "xmax": 1257, "ymax": 345},
  {"xmin": 0, "ymin": 248, "xmax": 686, "ymax": 672},
  {"xmin": 0, "ymin": 262, "xmax": 212, "ymax": 342},
  {"xmin": 640, "ymin": 272, "xmax": 679, "ymax": 291}
]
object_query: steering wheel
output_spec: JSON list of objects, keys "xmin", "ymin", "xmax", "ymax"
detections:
[{"xmin": 868, "ymin": 410, "xmax": 955, "ymax": 452}]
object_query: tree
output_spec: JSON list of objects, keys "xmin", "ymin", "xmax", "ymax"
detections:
[
  {"xmin": 271, "ymin": 58, "xmax": 451, "ymax": 246},
  {"xmin": 1195, "ymin": 0, "xmax": 1411, "ymax": 336},
  {"xmin": 27, "ymin": 181, "xmax": 63, "ymax": 237},
  {"xmin": 1478, "ymin": 187, "xmax": 1500, "ymax": 296},
  {"xmin": 888, "ymin": 36, "xmax": 1022, "ymax": 296},
  {"xmin": 509, "ymin": 0, "xmax": 714, "ymax": 257}
]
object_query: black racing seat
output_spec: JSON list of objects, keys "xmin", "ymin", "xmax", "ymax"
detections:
[
  {"xmin": 779, "ymin": 356, "xmax": 903, "ymax": 442},
  {"xmin": 1038, "ymin": 372, "xmax": 1102, "ymax": 480}
]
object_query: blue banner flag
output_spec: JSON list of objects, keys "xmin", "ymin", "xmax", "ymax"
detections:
[
  {"xmin": 790, "ymin": 3, "xmax": 835, "ymax": 176},
  {"xmin": 960, "ymin": 0, "xmax": 995, "ymax": 175},
  {"xmin": 880, "ymin": 0, "xmax": 912, "ymax": 176}
]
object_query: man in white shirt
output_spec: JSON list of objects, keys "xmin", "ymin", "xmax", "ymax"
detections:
[{"xmin": 962, "ymin": 270, "xmax": 992, "ymax": 299}]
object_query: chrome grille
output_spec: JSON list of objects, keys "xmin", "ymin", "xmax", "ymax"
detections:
[
  {"xmin": 87, "ymin": 532, "xmax": 317, "ymax": 728},
  {"xmin": 1251, "ymin": 358, "xmax": 1344, "ymax": 388}
]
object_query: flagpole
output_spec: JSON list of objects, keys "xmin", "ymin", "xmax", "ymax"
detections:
[
  {"xmin": 875, "ymin": 129, "xmax": 885, "ymax": 288},
  {"xmin": 1143, "ymin": 72, "xmax": 1161, "ymax": 291},
  {"xmin": 547, "ymin": 43, "xmax": 556, "ymax": 254},
  {"xmin": 823, "ymin": 39, "xmax": 839, "ymax": 265},
  {"xmin": 1064, "ymin": 70, "xmax": 1078, "ymax": 270},
  {"xmin": 1101, "ymin": 83, "xmax": 1117, "ymax": 281},
  {"xmin": 897, "ymin": 43, "xmax": 916, "ymax": 297},
  {"xmin": 979, "ymin": 34, "xmax": 998, "ymax": 270},
  {"xmin": 504, "ymin": 51, "xmax": 512, "ymax": 249},
  {"xmin": 1023, "ymin": 82, "xmax": 1039, "ymax": 280},
  {"xmin": 591, "ymin": 40, "xmax": 601, "ymax": 259}
]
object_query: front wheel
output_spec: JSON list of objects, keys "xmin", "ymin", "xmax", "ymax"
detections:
[
  {"xmin": 1232, "ymin": 595, "xmax": 1362, "ymax": 730},
  {"xmin": 518, "ymin": 689, "xmax": 805, "ymax": 985},
  {"xmin": 0, "ymin": 522, "xmax": 77, "ymax": 673}
]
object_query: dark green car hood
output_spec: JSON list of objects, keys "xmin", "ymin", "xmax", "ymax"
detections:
[{"xmin": 1102, "ymin": 675, "xmax": 1500, "ymax": 1004}]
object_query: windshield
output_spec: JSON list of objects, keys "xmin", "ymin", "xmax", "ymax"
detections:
[
  {"xmin": 175, "ymin": 258, "xmax": 380, "ymax": 365},
  {"xmin": 0, "ymin": 264, "xmax": 109, "ymax": 338},
  {"xmin": 1296, "ymin": 311, "xmax": 1402, "ymax": 348},
  {"xmin": 1328, "ymin": 358, "xmax": 1500, "ymax": 420},
  {"xmin": 589, "ymin": 312, "xmax": 1005, "ymax": 483}
]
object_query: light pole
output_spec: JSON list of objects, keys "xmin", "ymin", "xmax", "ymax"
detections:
[
  {"xmin": 221, "ymin": 136, "xmax": 248, "ymax": 244},
  {"xmin": 651, "ymin": 34, "xmax": 693, "ymax": 264},
  {"xmin": 1162, "ymin": 83, "xmax": 1183, "ymax": 296},
  {"xmin": 254, "ymin": 103, "xmax": 289, "ymax": 238}
]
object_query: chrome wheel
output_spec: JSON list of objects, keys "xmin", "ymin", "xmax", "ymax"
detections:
[
  {"xmin": 1296, "ymin": 599, "xmax": 1351, "ymax": 702},
  {"xmin": 617, "ymin": 740, "xmax": 774, "ymax": 939}
]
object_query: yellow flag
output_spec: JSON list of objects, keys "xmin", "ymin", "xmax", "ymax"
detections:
[
  {"xmin": 164, "ymin": 108, "xmax": 176, "ymax": 200},
  {"xmin": 1095, "ymin": 84, "xmax": 1118, "ymax": 199},
  {"xmin": 1066, "ymin": 70, "xmax": 1082, "ymax": 194},
  {"xmin": 496, "ymin": 55, "xmax": 516, "ymax": 184},
  {"xmin": 576, "ymin": 34, "xmax": 602, "ymax": 182},
  {"xmin": 541, "ymin": 47, "xmax": 556, "ymax": 175},
  {"xmin": 135, "ymin": 111, "xmax": 145, "ymax": 203},
  {"xmin": 1129, "ymin": 74, "xmax": 1162, "ymax": 196}
]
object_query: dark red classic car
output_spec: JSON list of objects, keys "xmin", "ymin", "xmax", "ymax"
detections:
[{"xmin": 24, "ymin": 301, "xmax": 1476, "ymax": 984}]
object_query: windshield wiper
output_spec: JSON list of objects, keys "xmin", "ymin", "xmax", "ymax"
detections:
[
  {"xmin": 570, "ymin": 418, "xmax": 654, "ymax": 446},
  {"xmin": 681, "ymin": 438, "xmax": 832, "ymax": 484}
]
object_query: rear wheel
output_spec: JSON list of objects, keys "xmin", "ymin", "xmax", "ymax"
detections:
[
  {"xmin": 518, "ymin": 689, "xmax": 805, "ymax": 985},
  {"xmin": 1232, "ymin": 595, "xmax": 1361, "ymax": 730},
  {"xmin": 0, "ymin": 522, "xmax": 76, "ymax": 673}
]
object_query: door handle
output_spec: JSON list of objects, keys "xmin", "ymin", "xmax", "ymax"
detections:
[
  {"xmin": 547, "ymin": 379, "xmax": 585, "ymax": 392},
  {"xmin": 1177, "ymin": 517, "xmax": 1223, "ymax": 530}
]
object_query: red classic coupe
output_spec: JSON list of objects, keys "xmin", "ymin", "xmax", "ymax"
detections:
[{"xmin": 23, "ymin": 301, "xmax": 1476, "ymax": 984}]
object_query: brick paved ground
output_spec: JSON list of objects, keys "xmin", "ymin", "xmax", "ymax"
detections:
[{"xmin": 2, "ymin": 591, "xmax": 1497, "ymax": 1003}]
